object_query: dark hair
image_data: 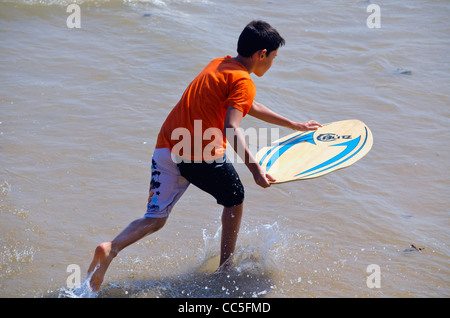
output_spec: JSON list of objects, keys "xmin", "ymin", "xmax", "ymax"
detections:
[{"xmin": 237, "ymin": 20, "xmax": 285, "ymax": 57}]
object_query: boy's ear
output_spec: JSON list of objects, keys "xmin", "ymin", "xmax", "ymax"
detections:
[
  {"xmin": 258, "ymin": 49, "xmax": 267, "ymax": 60},
  {"xmin": 252, "ymin": 49, "xmax": 267, "ymax": 61}
]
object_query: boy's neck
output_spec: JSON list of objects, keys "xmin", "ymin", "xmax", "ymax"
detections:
[{"xmin": 232, "ymin": 55, "xmax": 255, "ymax": 74}]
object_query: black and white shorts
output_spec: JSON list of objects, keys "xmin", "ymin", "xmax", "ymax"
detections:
[{"xmin": 145, "ymin": 148, "xmax": 244, "ymax": 218}]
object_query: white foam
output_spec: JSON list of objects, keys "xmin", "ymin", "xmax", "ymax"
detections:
[{"xmin": 56, "ymin": 269, "xmax": 98, "ymax": 298}]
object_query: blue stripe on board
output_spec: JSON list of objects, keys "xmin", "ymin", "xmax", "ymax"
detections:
[
  {"xmin": 265, "ymin": 131, "xmax": 316, "ymax": 171},
  {"xmin": 258, "ymin": 131, "xmax": 315, "ymax": 167},
  {"xmin": 295, "ymin": 127, "xmax": 369, "ymax": 178}
]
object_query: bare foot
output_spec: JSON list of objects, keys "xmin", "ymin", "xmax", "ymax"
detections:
[{"xmin": 87, "ymin": 242, "xmax": 115, "ymax": 292}]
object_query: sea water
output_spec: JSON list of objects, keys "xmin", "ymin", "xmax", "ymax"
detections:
[{"xmin": 0, "ymin": 0, "xmax": 449, "ymax": 297}]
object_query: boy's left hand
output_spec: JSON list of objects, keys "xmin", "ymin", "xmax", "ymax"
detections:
[{"xmin": 292, "ymin": 120, "xmax": 322, "ymax": 131}]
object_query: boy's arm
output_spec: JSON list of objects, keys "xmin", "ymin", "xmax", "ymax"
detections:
[
  {"xmin": 248, "ymin": 100, "xmax": 322, "ymax": 131},
  {"xmin": 224, "ymin": 106, "xmax": 276, "ymax": 188}
]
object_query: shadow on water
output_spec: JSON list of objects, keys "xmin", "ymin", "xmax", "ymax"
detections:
[{"xmin": 102, "ymin": 267, "xmax": 272, "ymax": 298}]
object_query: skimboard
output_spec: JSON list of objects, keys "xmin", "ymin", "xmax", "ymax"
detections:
[{"xmin": 256, "ymin": 119, "xmax": 373, "ymax": 183}]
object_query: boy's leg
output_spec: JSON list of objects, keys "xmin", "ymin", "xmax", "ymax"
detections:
[
  {"xmin": 88, "ymin": 147, "xmax": 189, "ymax": 291},
  {"xmin": 88, "ymin": 216, "xmax": 167, "ymax": 291},
  {"xmin": 177, "ymin": 156, "xmax": 245, "ymax": 271},
  {"xmin": 219, "ymin": 203, "xmax": 243, "ymax": 270}
]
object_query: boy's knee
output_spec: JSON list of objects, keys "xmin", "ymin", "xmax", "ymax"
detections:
[
  {"xmin": 220, "ymin": 184, "xmax": 244, "ymax": 208},
  {"xmin": 154, "ymin": 216, "xmax": 167, "ymax": 231},
  {"xmin": 142, "ymin": 216, "xmax": 167, "ymax": 232}
]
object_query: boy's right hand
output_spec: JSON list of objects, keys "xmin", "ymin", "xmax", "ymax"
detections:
[{"xmin": 252, "ymin": 165, "xmax": 276, "ymax": 188}]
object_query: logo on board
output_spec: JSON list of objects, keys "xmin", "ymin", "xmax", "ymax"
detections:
[{"xmin": 316, "ymin": 133, "xmax": 352, "ymax": 142}]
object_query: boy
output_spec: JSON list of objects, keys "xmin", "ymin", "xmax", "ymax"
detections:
[{"xmin": 87, "ymin": 20, "xmax": 321, "ymax": 291}]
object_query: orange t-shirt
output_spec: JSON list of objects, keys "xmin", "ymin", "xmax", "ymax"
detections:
[{"xmin": 156, "ymin": 56, "xmax": 256, "ymax": 161}]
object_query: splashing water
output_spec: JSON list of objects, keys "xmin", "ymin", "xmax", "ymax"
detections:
[
  {"xmin": 50, "ymin": 221, "xmax": 284, "ymax": 298},
  {"xmin": 1, "ymin": 181, "xmax": 11, "ymax": 196},
  {"xmin": 54, "ymin": 267, "xmax": 98, "ymax": 298}
]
